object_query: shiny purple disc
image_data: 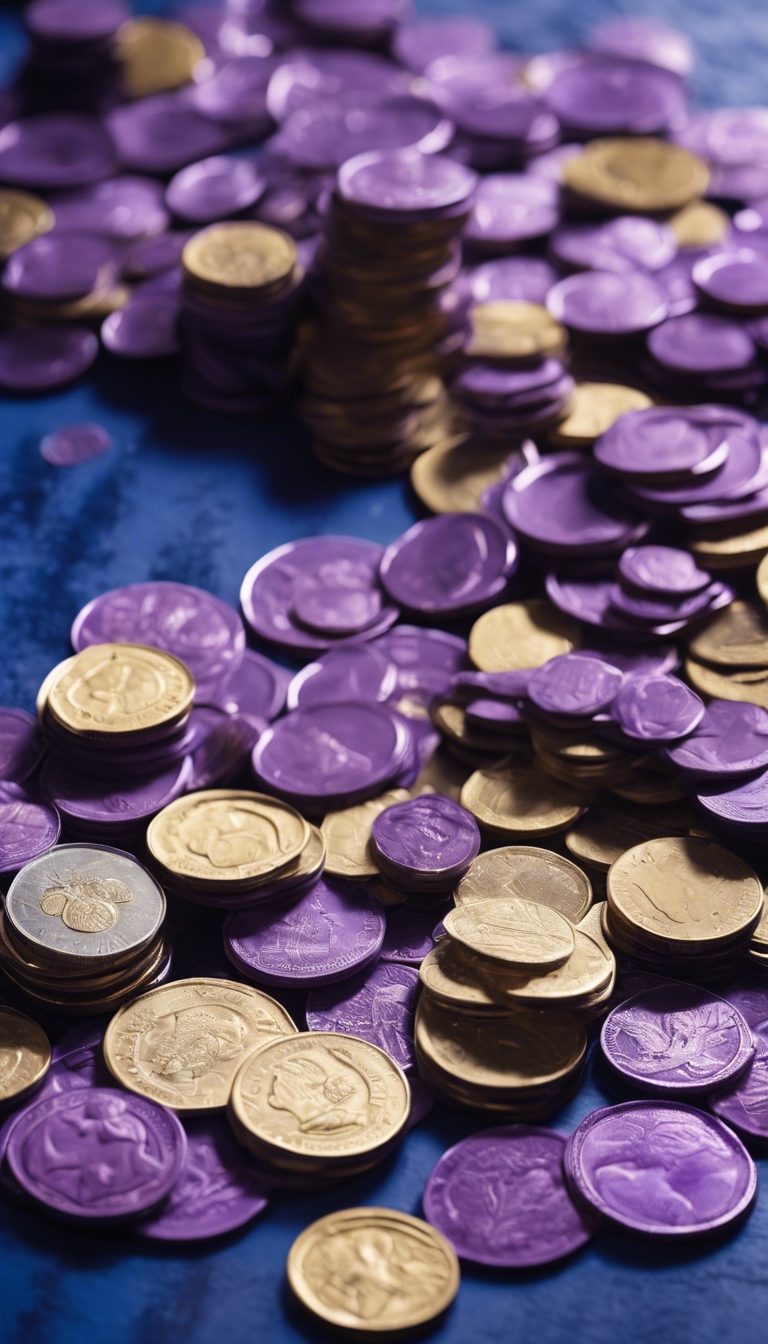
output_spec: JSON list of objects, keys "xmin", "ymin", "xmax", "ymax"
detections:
[
  {"xmin": 589, "ymin": 17, "xmax": 693, "ymax": 76},
  {"xmin": 0, "ymin": 782, "xmax": 61, "ymax": 873},
  {"xmin": 4, "ymin": 233, "xmax": 115, "ymax": 303},
  {"xmin": 210, "ymin": 648, "xmax": 288, "ymax": 722},
  {"xmin": 270, "ymin": 96, "xmax": 454, "ymax": 173},
  {"xmin": 166, "ymin": 156, "xmax": 266, "ymax": 224},
  {"xmin": 667, "ymin": 700, "xmax": 768, "ymax": 778},
  {"xmin": 50, "ymin": 177, "xmax": 169, "ymax": 242},
  {"xmin": 609, "ymin": 582, "xmax": 725, "ymax": 625},
  {"xmin": 380, "ymin": 903, "xmax": 442, "ymax": 965},
  {"xmin": 379, "ymin": 513, "xmax": 516, "ymax": 616},
  {"xmin": 0, "ymin": 326, "xmax": 98, "ymax": 391},
  {"xmin": 71, "ymin": 580, "xmax": 245, "ymax": 704},
  {"xmin": 502, "ymin": 453, "xmax": 645, "ymax": 554},
  {"xmin": 101, "ymin": 296, "xmax": 181, "ymax": 358},
  {"xmin": 223, "ymin": 876, "xmax": 385, "ymax": 987},
  {"xmin": 610, "ymin": 673, "xmax": 704, "ymax": 741},
  {"xmin": 0, "ymin": 114, "xmax": 117, "ymax": 189},
  {"xmin": 528, "ymin": 652, "xmax": 623, "ymax": 717},
  {"xmin": 7, "ymin": 1088, "xmax": 187, "ymax": 1224},
  {"xmin": 626, "ymin": 418, "xmax": 763, "ymax": 508},
  {"xmin": 287, "ymin": 645, "xmax": 397, "ymax": 711},
  {"xmin": 306, "ymin": 961, "xmax": 419, "ymax": 1071},
  {"xmin": 106, "ymin": 94, "xmax": 234, "ymax": 176},
  {"xmin": 469, "ymin": 256, "xmax": 559, "ymax": 305},
  {"xmin": 618, "ymin": 546, "xmax": 711, "ymax": 595},
  {"xmin": 371, "ymin": 795, "xmax": 480, "ymax": 882},
  {"xmin": 549, "ymin": 216, "xmax": 676, "ymax": 275},
  {"xmin": 266, "ymin": 50, "xmax": 410, "ymax": 122},
  {"xmin": 337, "ymin": 148, "xmax": 477, "ymax": 217},
  {"xmin": 564, "ymin": 1100, "xmax": 757, "ymax": 1238},
  {"xmin": 0, "ymin": 708, "xmax": 43, "ymax": 783},
  {"xmin": 601, "ymin": 984, "xmax": 755, "ymax": 1096},
  {"xmin": 372, "ymin": 626, "xmax": 467, "ymax": 714},
  {"xmin": 185, "ymin": 710, "xmax": 260, "ymax": 792},
  {"xmin": 424, "ymin": 1126, "xmax": 595, "ymax": 1267},
  {"xmin": 40, "ymin": 754, "xmax": 190, "ymax": 828},
  {"xmin": 393, "ymin": 17, "xmax": 496, "ymax": 73},
  {"xmin": 694, "ymin": 247, "xmax": 768, "ymax": 311},
  {"xmin": 136, "ymin": 1116, "xmax": 269, "ymax": 1241},
  {"xmin": 40, "ymin": 423, "xmax": 112, "ymax": 467},
  {"xmin": 647, "ymin": 313, "xmax": 757, "ymax": 374},
  {"xmin": 454, "ymin": 359, "xmax": 566, "ymax": 406},
  {"xmin": 594, "ymin": 406, "xmax": 732, "ymax": 481},
  {"xmin": 694, "ymin": 765, "xmax": 768, "ymax": 831},
  {"xmin": 253, "ymin": 702, "xmax": 410, "ymax": 806},
  {"xmin": 463, "ymin": 175, "xmax": 560, "ymax": 250},
  {"xmin": 710, "ymin": 983, "xmax": 768, "ymax": 1141},
  {"xmin": 547, "ymin": 270, "xmax": 669, "ymax": 335},
  {"xmin": 543, "ymin": 54, "xmax": 687, "ymax": 136}
]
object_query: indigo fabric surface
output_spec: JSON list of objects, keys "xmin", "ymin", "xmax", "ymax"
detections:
[{"xmin": 2, "ymin": 1, "xmax": 768, "ymax": 1341}]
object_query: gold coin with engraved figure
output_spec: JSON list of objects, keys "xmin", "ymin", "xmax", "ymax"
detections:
[
  {"xmin": 444, "ymin": 897, "xmax": 576, "ymax": 970},
  {"xmin": 474, "ymin": 929, "xmax": 615, "ymax": 1007},
  {"xmin": 287, "ymin": 1207, "xmax": 459, "ymax": 1335},
  {"xmin": 455, "ymin": 845, "xmax": 592, "ymax": 922},
  {"xmin": 147, "ymin": 789, "xmax": 310, "ymax": 890},
  {"xmin": 46, "ymin": 643, "xmax": 194, "ymax": 737},
  {"xmin": 0, "ymin": 1007, "xmax": 50, "ymax": 1105}
]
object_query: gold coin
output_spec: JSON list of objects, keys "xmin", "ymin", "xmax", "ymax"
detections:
[
  {"xmin": 455, "ymin": 845, "xmax": 592, "ymax": 921},
  {"xmin": 465, "ymin": 301, "xmax": 566, "ymax": 360},
  {"xmin": 469, "ymin": 597, "xmax": 579, "ymax": 672},
  {"xmin": 0, "ymin": 1007, "xmax": 50, "ymax": 1104},
  {"xmin": 669, "ymin": 199, "xmax": 730, "ymax": 248},
  {"xmin": 419, "ymin": 941, "xmax": 503, "ymax": 1013},
  {"xmin": 321, "ymin": 789, "xmax": 410, "ymax": 879},
  {"xmin": 576, "ymin": 902, "xmax": 612, "ymax": 957},
  {"xmin": 182, "ymin": 222, "xmax": 297, "ymax": 293},
  {"xmin": 229, "ymin": 1031, "xmax": 410, "ymax": 1164},
  {"xmin": 548, "ymin": 383, "xmax": 653, "ymax": 447},
  {"xmin": 462, "ymin": 760, "xmax": 588, "ymax": 837},
  {"xmin": 46, "ymin": 643, "xmax": 194, "ymax": 737},
  {"xmin": 147, "ymin": 789, "xmax": 310, "ymax": 890},
  {"xmin": 287, "ymin": 1207, "xmax": 459, "ymax": 1335},
  {"xmin": 117, "ymin": 17, "xmax": 204, "ymax": 98},
  {"xmin": 607, "ymin": 836, "xmax": 763, "ymax": 950},
  {"xmin": 36, "ymin": 654, "xmax": 75, "ymax": 720},
  {"xmin": 0, "ymin": 188, "xmax": 54, "ymax": 260},
  {"xmin": 689, "ymin": 599, "xmax": 768, "ymax": 667},
  {"xmin": 410, "ymin": 747, "xmax": 470, "ymax": 802},
  {"xmin": 563, "ymin": 137, "xmax": 710, "ymax": 212},
  {"xmin": 445, "ymin": 896, "xmax": 576, "ymax": 970},
  {"xmin": 692, "ymin": 524, "xmax": 768, "ymax": 570},
  {"xmin": 755, "ymin": 552, "xmax": 768, "ymax": 608},
  {"xmin": 751, "ymin": 901, "xmax": 768, "ymax": 951},
  {"xmin": 476, "ymin": 929, "xmax": 615, "ymax": 1007},
  {"xmin": 104, "ymin": 977, "xmax": 297, "ymax": 1110},
  {"xmin": 410, "ymin": 438, "xmax": 513, "ymax": 513},
  {"xmin": 566, "ymin": 803, "xmax": 698, "ymax": 872},
  {"xmin": 685, "ymin": 657, "xmax": 768, "ymax": 708}
]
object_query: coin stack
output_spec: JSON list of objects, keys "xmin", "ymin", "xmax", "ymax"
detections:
[
  {"xmin": 180, "ymin": 222, "xmax": 304, "ymax": 414},
  {"xmin": 687, "ymin": 599, "xmax": 768, "ymax": 716},
  {"xmin": 299, "ymin": 148, "xmax": 475, "ymax": 477},
  {"xmin": 0, "ymin": 844, "xmax": 171, "ymax": 1017},
  {"xmin": 19, "ymin": 0, "xmax": 129, "ymax": 113}
]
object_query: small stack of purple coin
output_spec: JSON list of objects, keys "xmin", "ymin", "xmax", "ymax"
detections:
[
  {"xmin": 19, "ymin": 0, "xmax": 129, "ymax": 115},
  {"xmin": 370, "ymin": 793, "xmax": 481, "ymax": 895},
  {"xmin": 451, "ymin": 357, "xmax": 575, "ymax": 442},
  {"xmin": 426, "ymin": 53, "xmax": 559, "ymax": 171},
  {"xmin": 503, "ymin": 451, "xmax": 649, "ymax": 561}
]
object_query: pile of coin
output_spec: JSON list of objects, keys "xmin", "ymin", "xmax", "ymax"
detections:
[
  {"xmin": 18, "ymin": 0, "xmax": 129, "ymax": 114},
  {"xmin": 180, "ymin": 222, "xmax": 304, "ymax": 413},
  {"xmin": 0, "ymin": 843, "xmax": 170, "ymax": 1016}
]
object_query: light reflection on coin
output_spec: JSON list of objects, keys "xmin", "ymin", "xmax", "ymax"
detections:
[{"xmin": 455, "ymin": 845, "xmax": 592, "ymax": 922}]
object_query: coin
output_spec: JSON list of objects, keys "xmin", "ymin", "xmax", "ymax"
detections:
[
  {"xmin": 562, "ymin": 137, "xmax": 710, "ymax": 212},
  {"xmin": 691, "ymin": 524, "xmax": 768, "ymax": 571},
  {"xmin": 410, "ymin": 438, "xmax": 513, "ymax": 514},
  {"xmin": 45, "ymin": 643, "xmax": 195, "ymax": 737},
  {"xmin": 287, "ymin": 1207, "xmax": 459, "ymax": 1335},
  {"xmin": 469, "ymin": 599, "xmax": 580, "ymax": 673},
  {"xmin": 104, "ymin": 978, "xmax": 297, "ymax": 1111},
  {"xmin": 182, "ymin": 222, "xmax": 297, "ymax": 294},
  {"xmin": 455, "ymin": 845, "xmax": 592, "ymax": 922},
  {"xmin": 321, "ymin": 789, "xmax": 410, "ymax": 879},
  {"xmin": 566, "ymin": 802, "xmax": 700, "ymax": 872},
  {"xmin": 147, "ymin": 789, "xmax": 310, "ymax": 892},
  {"xmin": 444, "ymin": 898, "xmax": 576, "ymax": 970},
  {"xmin": 669, "ymin": 199, "xmax": 730, "ymax": 248},
  {"xmin": 548, "ymin": 383, "xmax": 653, "ymax": 447},
  {"xmin": 685, "ymin": 658, "xmax": 768, "ymax": 708},
  {"xmin": 419, "ymin": 941, "xmax": 504, "ymax": 1014},
  {"xmin": 117, "ymin": 17, "xmax": 205, "ymax": 99},
  {"xmin": 689, "ymin": 599, "xmax": 768, "ymax": 667},
  {"xmin": 466, "ymin": 301, "xmax": 566, "ymax": 360},
  {"xmin": 0, "ymin": 188, "xmax": 54, "ymax": 260},
  {"xmin": 461, "ymin": 760, "xmax": 588, "ymax": 837},
  {"xmin": 475, "ymin": 929, "xmax": 615, "ymax": 1009},
  {"xmin": 0, "ymin": 1007, "xmax": 50, "ymax": 1107}
]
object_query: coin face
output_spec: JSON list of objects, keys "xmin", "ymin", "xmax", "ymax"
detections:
[
  {"xmin": 469, "ymin": 599, "xmax": 579, "ymax": 672},
  {"xmin": 549, "ymin": 383, "xmax": 653, "ymax": 446},
  {"xmin": 415, "ymin": 996, "xmax": 587, "ymax": 1091},
  {"xmin": 321, "ymin": 789, "xmax": 410, "ymax": 879},
  {"xmin": 0, "ymin": 1007, "xmax": 50, "ymax": 1104},
  {"xmin": 46, "ymin": 643, "xmax": 194, "ymax": 736},
  {"xmin": 0, "ymin": 188, "xmax": 54, "ymax": 260},
  {"xmin": 689, "ymin": 600, "xmax": 768, "ymax": 668},
  {"xmin": 455, "ymin": 845, "xmax": 592, "ymax": 922},
  {"xmin": 479, "ymin": 929, "xmax": 615, "ymax": 1006},
  {"xmin": 669, "ymin": 200, "xmax": 729, "ymax": 248},
  {"xmin": 563, "ymin": 138, "xmax": 710, "ymax": 212},
  {"xmin": 5, "ymin": 844, "xmax": 166, "ymax": 967},
  {"xmin": 182, "ymin": 223, "xmax": 297, "ymax": 292},
  {"xmin": 466, "ymin": 301, "xmax": 566, "ymax": 359},
  {"xmin": 287, "ymin": 1207, "xmax": 459, "ymax": 1335},
  {"xmin": 607, "ymin": 837, "xmax": 763, "ymax": 947},
  {"xmin": 230, "ymin": 1031, "xmax": 410, "ymax": 1162},
  {"xmin": 461, "ymin": 761, "xmax": 588, "ymax": 837},
  {"xmin": 410, "ymin": 439, "xmax": 513, "ymax": 514},
  {"xmin": 147, "ymin": 789, "xmax": 310, "ymax": 889},
  {"xmin": 419, "ymin": 942, "xmax": 503, "ymax": 1013},
  {"xmin": 104, "ymin": 978, "xmax": 297, "ymax": 1110},
  {"xmin": 444, "ymin": 898, "xmax": 576, "ymax": 970},
  {"xmin": 117, "ymin": 17, "xmax": 205, "ymax": 98}
]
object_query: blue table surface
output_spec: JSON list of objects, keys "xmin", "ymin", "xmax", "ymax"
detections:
[{"xmin": 4, "ymin": 2, "xmax": 768, "ymax": 1341}]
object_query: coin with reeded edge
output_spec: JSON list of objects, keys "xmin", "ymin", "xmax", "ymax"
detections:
[
  {"xmin": 549, "ymin": 383, "xmax": 653, "ymax": 447},
  {"xmin": 607, "ymin": 837, "xmax": 763, "ymax": 950},
  {"xmin": 182, "ymin": 222, "xmax": 296, "ymax": 293},
  {"xmin": 0, "ymin": 1008, "xmax": 50, "ymax": 1107},
  {"xmin": 287, "ymin": 1207, "xmax": 459, "ymax": 1335},
  {"xmin": 469, "ymin": 599, "xmax": 579, "ymax": 673},
  {"xmin": 46, "ymin": 643, "xmax": 194, "ymax": 737},
  {"xmin": 104, "ymin": 977, "xmax": 297, "ymax": 1111},
  {"xmin": 466, "ymin": 301, "xmax": 566, "ymax": 360},
  {"xmin": 410, "ymin": 439, "xmax": 514, "ymax": 514},
  {"xmin": 321, "ymin": 789, "xmax": 410, "ymax": 879},
  {"xmin": 462, "ymin": 760, "xmax": 588, "ymax": 837},
  {"xmin": 562, "ymin": 138, "xmax": 710, "ymax": 213},
  {"xmin": 476, "ymin": 929, "xmax": 614, "ymax": 1007},
  {"xmin": 117, "ymin": 17, "xmax": 205, "ymax": 99},
  {"xmin": 455, "ymin": 845, "xmax": 592, "ymax": 922},
  {"xmin": 689, "ymin": 600, "xmax": 768, "ymax": 668},
  {"xmin": 147, "ymin": 789, "xmax": 310, "ymax": 890},
  {"xmin": 229, "ymin": 1031, "xmax": 410, "ymax": 1164},
  {"xmin": 0, "ymin": 189, "xmax": 54, "ymax": 260},
  {"xmin": 445, "ymin": 898, "xmax": 576, "ymax": 971}
]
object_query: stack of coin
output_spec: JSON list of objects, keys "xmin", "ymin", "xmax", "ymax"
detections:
[
  {"xmin": 368, "ymin": 793, "xmax": 481, "ymax": 895},
  {"xmin": 0, "ymin": 843, "xmax": 171, "ymax": 1016},
  {"xmin": 687, "ymin": 599, "xmax": 768, "ymax": 711},
  {"xmin": 299, "ymin": 147, "xmax": 475, "ymax": 477},
  {"xmin": 19, "ymin": 0, "xmax": 129, "ymax": 114},
  {"xmin": 180, "ymin": 222, "xmax": 304, "ymax": 413},
  {"xmin": 427, "ymin": 53, "xmax": 559, "ymax": 170},
  {"xmin": 2, "ymin": 229, "xmax": 129, "ymax": 328}
]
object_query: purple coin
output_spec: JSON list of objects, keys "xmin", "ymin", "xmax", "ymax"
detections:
[
  {"xmin": 611, "ymin": 674, "xmax": 704, "ymax": 742},
  {"xmin": 618, "ymin": 546, "xmax": 711, "ymax": 595},
  {"xmin": 106, "ymin": 94, "xmax": 234, "ymax": 176},
  {"xmin": 694, "ymin": 246, "xmax": 768, "ymax": 311},
  {"xmin": 306, "ymin": 960, "xmax": 419, "ymax": 1071},
  {"xmin": 52, "ymin": 1019, "xmax": 108, "ymax": 1064},
  {"xmin": 38, "ymin": 1042, "xmax": 109, "ymax": 1098},
  {"xmin": 549, "ymin": 216, "xmax": 676, "ymax": 275},
  {"xmin": 0, "ymin": 326, "xmax": 98, "ymax": 391},
  {"xmin": 380, "ymin": 903, "xmax": 443, "ymax": 965},
  {"xmin": 191, "ymin": 54, "xmax": 276, "ymax": 126},
  {"xmin": 101, "ymin": 295, "xmax": 181, "ymax": 358},
  {"xmin": 564, "ymin": 1100, "xmax": 757, "ymax": 1238},
  {"xmin": 653, "ymin": 253, "xmax": 700, "ymax": 317},
  {"xmin": 253, "ymin": 702, "xmax": 410, "ymax": 806},
  {"xmin": 211, "ymin": 648, "xmax": 288, "ymax": 722},
  {"xmin": 609, "ymin": 582, "xmax": 725, "ymax": 625},
  {"xmin": 547, "ymin": 270, "xmax": 669, "ymax": 335},
  {"xmin": 6, "ymin": 1088, "xmax": 187, "ymax": 1224},
  {"xmin": 166, "ymin": 156, "xmax": 266, "ymax": 224},
  {"xmin": 123, "ymin": 231, "xmax": 194, "ymax": 280},
  {"xmin": 463, "ymin": 174, "xmax": 559, "ymax": 250},
  {"xmin": 543, "ymin": 54, "xmax": 687, "ymax": 137},
  {"xmin": 469, "ymin": 255, "xmax": 559, "ymax": 305},
  {"xmin": 676, "ymin": 107, "xmax": 768, "ymax": 170},
  {"xmin": 4, "ymin": 233, "xmax": 115, "ymax": 303},
  {"xmin": 72, "ymin": 581, "xmax": 245, "ymax": 705},
  {"xmin": 49, "ymin": 177, "xmax": 169, "ymax": 242},
  {"xmin": 223, "ymin": 876, "xmax": 385, "ymax": 987},
  {"xmin": 647, "ymin": 312, "xmax": 756, "ymax": 374},
  {"xmin": 694, "ymin": 765, "xmax": 768, "ymax": 832},
  {"xmin": 710, "ymin": 983, "xmax": 768, "ymax": 1142},
  {"xmin": 453, "ymin": 669, "xmax": 531, "ymax": 700},
  {"xmin": 371, "ymin": 794, "xmax": 480, "ymax": 884},
  {"xmin": 580, "ymin": 645, "xmax": 679, "ymax": 677},
  {"xmin": 454, "ymin": 359, "xmax": 566, "ymax": 407},
  {"xmin": 287, "ymin": 645, "xmax": 397, "ymax": 711},
  {"xmin": 379, "ymin": 513, "xmax": 516, "ymax": 617},
  {"xmin": 602, "ymin": 984, "xmax": 755, "ymax": 1096},
  {"xmin": 428, "ymin": 57, "xmax": 555, "ymax": 149},
  {"xmin": 337, "ymin": 148, "xmax": 477, "ymax": 217},
  {"xmin": 40, "ymin": 423, "xmax": 112, "ymax": 467},
  {"xmin": 424, "ymin": 1125, "xmax": 595, "ymax": 1267},
  {"xmin": 502, "ymin": 453, "xmax": 645, "ymax": 554},
  {"xmin": 185, "ymin": 710, "xmax": 260, "ymax": 791},
  {"xmin": 667, "ymin": 701, "xmax": 768, "ymax": 779},
  {"xmin": 136, "ymin": 1115, "xmax": 269, "ymax": 1241},
  {"xmin": 0, "ymin": 708, "xmax": 43, "ymax": 783},
  {"xmin": 372, "ymin": 626, "xmax": 467, "ymax": 713},
  {"xmin": 270, "ymin": 96, "xmax": 454, "ymax": 173},
  {"xmin": 464, "ymin": 697, "xmax": 525, "ymax": 728},
  {"xmin": 626, "ymin": 418, "xmax": 763, "ymax": 508},
  {"xmin": 0, "ymin": 782, "xmax": 60, "ymax": 873},
  {"xmin": 588, "ymin": 17, "xmax": 694, "ymax": 76},
  {"xmin": 266, "ymin": 50, "xmax": 410, "ymax": 123},
  {"xmin": 40, "ymin": 753, "xmax": 190, "ymax": 829},
  {"xmin": 26, "ymin": 0, "xmax": 130, "ymax": 41},
  {"xmin": 0, "ymin": 115, "xmax": 117, "ymax": 189},
  {"xmin": 393, "ymin": 17, "xmax": 496, "ymax": 73},
  {"xmin": 240, "ymin": 536, "xmax": 398, "ymax": 653},
  {"xmin": 528, "ymin": 653, "xmax": 623, "ymax": 718}
]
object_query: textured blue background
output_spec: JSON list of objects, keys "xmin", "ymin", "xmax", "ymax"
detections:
[{"xmin": 3, "ymin": 2, "xmax": 768, "ymax": 1341}]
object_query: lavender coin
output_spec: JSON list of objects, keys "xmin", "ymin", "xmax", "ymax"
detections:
[
  {"xmin": 464, "ymin": 175, "xmax": 560, "ymax": 250},
  {"xmin": 379, "ymin": 513, "xmax": 517, "ymax": 616},
  {"xmin": 371, "ymin": 795, "xmax": 480, "ymax": 882},
  {"xmin": 594, "ymin": 407, "xmax": 732, "ymax": 481},
  {"xmin": 694, "ymin": 766, "xmax": 768, "ymax": 832},
  {"xmin": 337, "ymin": 148, "xmax": 477, "ymax": 217},
  {"xmin": 253, "ymin": 702, "xmax": 410, "ymax": 806},
  {"xmin": 306, "ymin": 961, "xmax": 419, "ymax": 1071},
  {"xmin": 40, "ymin": 754, "xmax": 190, "ymax": 828},
  {"xmin": 611, "ymin": 674, "xmax": 704, "ymax": 741},
  {"xmin": 101, "ymin": 296, "xmax": 181, "ymax": 358},
  {"xmin": 0, "ymin": 708, "xmax": 43, "ymax": 783},
  {"xmin": 212, "ymin": 648, "xmax": 288, "ymax": 722},
  {"xmin": 647, "ymin": 313, "xmax": 757, "ymax": 374},
  {"xmin": 0, "ymin": 326, "xmax": 97, "ymax": 391},
  {"xmin": 694, "ymin": 248, "xmax": 768, "ymax": 311},
  {"xmin": 543, "ymin": 54, "xmax": 687, "ymax": 137},
  {"xmin": 470, "ymin": 256, "xmax": 559, "ymax": 305},
  {"xmin": 287, "ymin": 645, "xmax": 397, "ymax": 711},
  {"xmin": 0, "ymin": 782, "xmax": 60, "ymax": 873},
  {"xmin": 549, "ymin": 217, "xmax": 676, "ymax": 275},
  {"xmin": 710, "ymin": 983, "xmax": 768, "ymax": 1142},
  {"xmin": 223, "ymin": 877, "xmax": 385, "ymax": 988},
  {"xmin": 49, "ymin": 177, "xmax": 169, "ymax": 242},
  {"xmin": 372, "ymin": 626, "xmax": 467, "ymax": 714},
  {"xmin": 667, "ymin": 700, "xmax": 768, "ymax": 778},
  {"xmin": 393, "ymin": 17, "xmax": 496, "ymax": 73},
  {"xmin": 185, "ymin": 710, "xmax": 260, "ymax": 791},
  {"xmin": 380, "ymin": 904, "xmax": 442, "ymax": 965},
  {"xmin": 564, "ymin": 1100, "xmax": 757, "ymax": 1238},
  {"xmin": 4, "ymin": 233, "xmax": 116, "ymax": 302},
  {"xmin": 40, "ymin": 423, "xmax": 112, "ymax": 467},
  {"xmin": 503, "ymin": 453, "xmax": 645, "ymax": 554},
  {"xmin": 166, "ymin": 156, "xmax": 266, "ymax": 224},
  {"xmin": 0, "ymin": 115, "xmax": 117, "ymax": 189},
  {"xmin": 7, "ymin": 1088, "xmax": 187, "ymax": 1223},
  {"xmin": 38, "ymin": 1042, "xmax": 110, "ymax": 1099},
  {"xmin": 547, "ymin": 270, "xmax": 669, "ymax": 335},
  {"xmin": 618, "ymin": 546, "xmax": 711, "ymax": 596},
  {"xmin": 424, "ymin": 1126, "xmax": 595, "ymax": 1267},
  {"xmin": 105, "ymin": 95, "xmax": 233, "ymax": 176},
  {"xmin": 136, "ymin": 1115, "xmax": 269, "ymax": 1241},
  {"xmin": 528, "ymin": 653, "xmax": 623, "ymax": 718}
]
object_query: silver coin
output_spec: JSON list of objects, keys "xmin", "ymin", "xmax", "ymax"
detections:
[{"xmin": 5, "ymin": 843, "xmax": 166, "ymax": 968}]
